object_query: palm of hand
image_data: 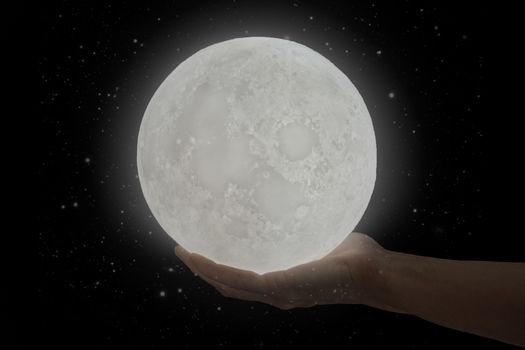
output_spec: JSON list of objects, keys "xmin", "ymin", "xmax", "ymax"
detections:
[{"xmin": 175, "ymin": 233, "xmax": 383, "ymax": 310}]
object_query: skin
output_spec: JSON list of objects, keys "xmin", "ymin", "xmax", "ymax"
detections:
[{"xmin": 175, "ymin": 233, "xmax": 525, "ymax": 347}]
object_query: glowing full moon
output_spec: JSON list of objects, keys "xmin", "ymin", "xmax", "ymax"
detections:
[{"xmin": 137, "ymin": 37, "xmax": 376, "ymax": 273}]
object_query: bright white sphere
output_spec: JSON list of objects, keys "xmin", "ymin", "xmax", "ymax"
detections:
[{"xmin": 137, "ymin": 37, "xmax": 376, "ymax": 274}]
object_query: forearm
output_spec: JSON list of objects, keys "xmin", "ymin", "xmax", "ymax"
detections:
[{"xmin": 364, "ymin": 251, "xmax": 525, "ymax": 346}]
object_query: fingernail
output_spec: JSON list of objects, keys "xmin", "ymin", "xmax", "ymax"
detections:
[{"xmin": 175, "ymin": 245, "xmax": 188, "ymax": 258}]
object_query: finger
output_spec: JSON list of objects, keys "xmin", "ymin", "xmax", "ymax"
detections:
[
  {"xmin": 174, "ymin": 245, "xmax": 189, "ymax": 261},
  {"xmin": 177, "ymin": 246, "xmax": 282, "ymax": 297},
  {"xmin": 176, "ymin": 246, "xmax": 284, "ymax": 306},
  {"xmin": 175, "ymin": 245, "xmax": 199, "ymax": 275},
  {"xmin": 268, "ymin": 256, "xmax": 351, "ymax": 305},
  {"xmin": 189, "ymin": 252, "xmax": 270, "ymax": 294},
  {"xmin": 197, "ymin": 271, "xmax": 290, "ymax": 309}
]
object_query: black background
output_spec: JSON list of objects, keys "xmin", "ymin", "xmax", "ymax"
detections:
[{"xmin": 33, "ymin": 1, "xmax": 522, "ymax": 349}]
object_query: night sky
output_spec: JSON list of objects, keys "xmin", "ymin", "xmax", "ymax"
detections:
[{"xmin": 35, "ymin": 1, "xmax": 520, "ymax": 349}]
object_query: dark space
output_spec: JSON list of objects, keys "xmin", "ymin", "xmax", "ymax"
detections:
[{"xmin": 34, "ymin": 1, "xmax": 521, "ymax": 349}]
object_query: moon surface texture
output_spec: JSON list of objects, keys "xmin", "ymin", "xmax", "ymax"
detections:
[{"xmin": 137, "ymin": 37, "xmax": 376, "ymax": 274}]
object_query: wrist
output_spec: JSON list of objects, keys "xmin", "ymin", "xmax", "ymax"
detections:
[{"xmin": 353, "ymin": 249, "xmax": 406, "ymax": 313}]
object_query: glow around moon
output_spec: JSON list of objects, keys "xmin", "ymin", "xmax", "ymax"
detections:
[{"xmin": 137, "ymin": 37, "xmax": 376, "ymax": 273}]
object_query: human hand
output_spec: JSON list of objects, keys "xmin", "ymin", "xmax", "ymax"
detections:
[
  {"xmin": 175, "ymin": 232, "xmax": 393, "ymax": 310},
  {"xmin": 179, "ymin": 232, "xmax": 525, "ymax": 346}
]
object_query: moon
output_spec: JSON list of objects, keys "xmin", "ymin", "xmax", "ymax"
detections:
[{"xmin": 137, "ymin": 37, "xmax": 376, "ymax": 274}]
